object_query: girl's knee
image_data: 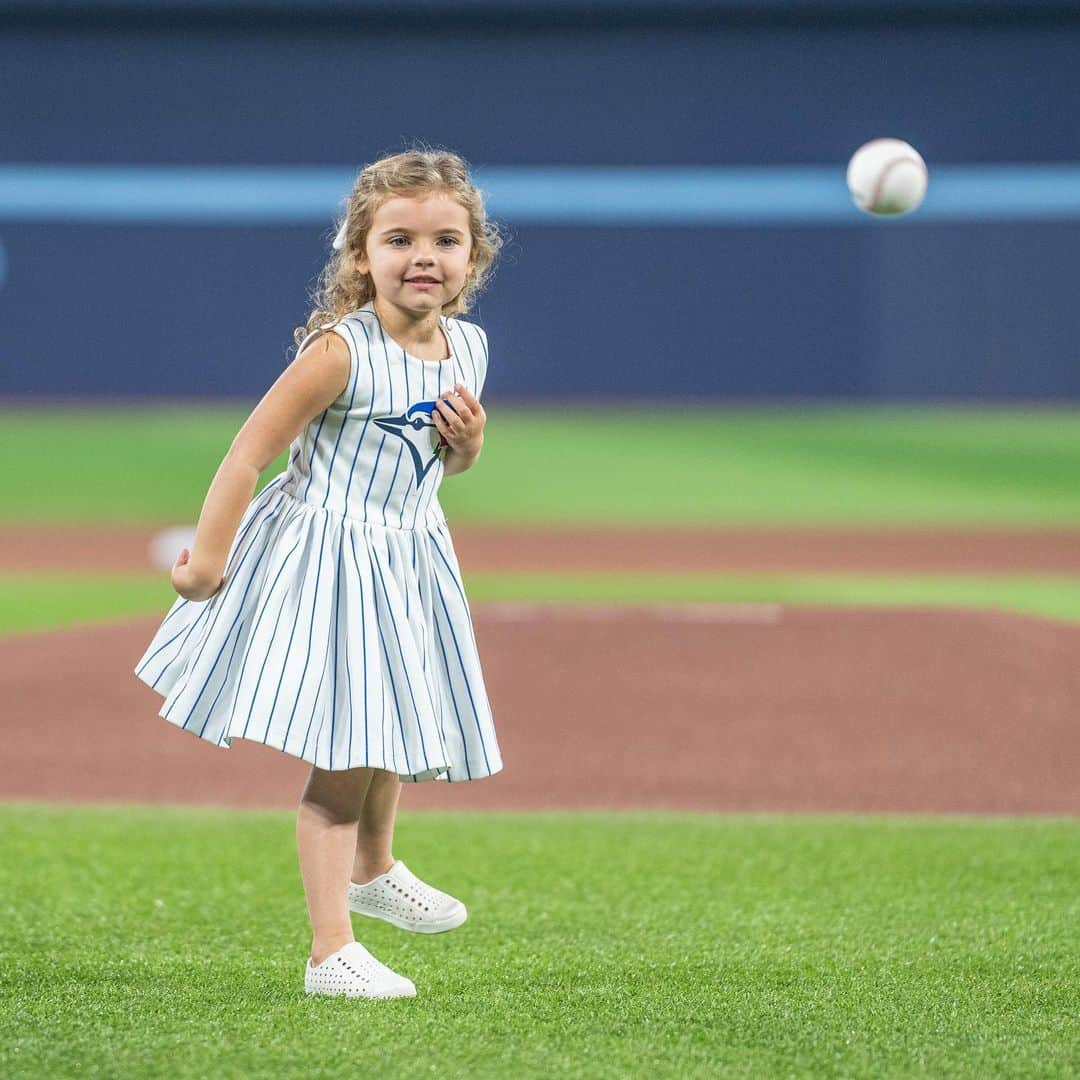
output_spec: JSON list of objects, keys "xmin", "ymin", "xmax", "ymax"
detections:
[{"xmin": 299, "ymin": 764, "xmax": 374, "ymax": 819}]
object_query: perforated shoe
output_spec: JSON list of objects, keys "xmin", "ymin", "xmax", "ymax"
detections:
[
  {"xmin": 303, "ymin": 940, "xmax": 416, "ymax": 999},
  {"xmin": 347, "ymin": 859, "xmax": 468, "ymax": 934}
]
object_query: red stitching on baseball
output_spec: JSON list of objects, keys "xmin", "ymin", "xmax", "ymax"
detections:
[{"xmin": 869, "ymin": 155, "xmax": 924, "ymax": 211}]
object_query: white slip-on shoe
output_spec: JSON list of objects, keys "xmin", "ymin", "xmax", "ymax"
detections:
[
  {"xmin": 348, "ymin": 860, "xmax": 468, "ymax": 934},
  {"xmin": 303, "ymin": 940, "xmax": 416, "ymax": 999}
]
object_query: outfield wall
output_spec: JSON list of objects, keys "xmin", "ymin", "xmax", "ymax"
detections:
[{"xmin": 2, "ymin": 2, "xmax": 1078, "ymax": 401}]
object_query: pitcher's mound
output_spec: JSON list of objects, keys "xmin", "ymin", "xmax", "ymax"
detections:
[{"xmin": 2, "ymin": 604, "xmax": 1077, "ymax": 814}]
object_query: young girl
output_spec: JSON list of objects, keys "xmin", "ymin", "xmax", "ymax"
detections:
[{"xmin": 133, "ymin": 148, "xmax": 505, "ymax": 1000}]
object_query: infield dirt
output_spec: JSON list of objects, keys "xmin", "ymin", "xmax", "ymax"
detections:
[
  {"xmin": 6, "ymin": 523, "xmax": 1080, "ymax": 573},
  {"xmin": 3, "ymin": 525, "xmax": 1079, "ymax": 815}
]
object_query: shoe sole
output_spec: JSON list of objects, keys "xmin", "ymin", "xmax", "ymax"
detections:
[{"xmin": 347, "ymin": 901, "xmax": 468, "ymax": 934}]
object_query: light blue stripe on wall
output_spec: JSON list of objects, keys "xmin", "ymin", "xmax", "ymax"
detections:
[{"xmin": 1, "ymin": 164, "xmax": 1080, "ymax": 225}]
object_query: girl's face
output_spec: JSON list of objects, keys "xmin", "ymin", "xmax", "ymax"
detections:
[{"xmin": 356, "ymin": 191, "xmax": 475, "ymax": 314}]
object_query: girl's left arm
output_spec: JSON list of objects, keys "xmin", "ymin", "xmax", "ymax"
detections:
[{"xmin": 434, "ymin": 382, "xmax": 486, "ymax": 477}]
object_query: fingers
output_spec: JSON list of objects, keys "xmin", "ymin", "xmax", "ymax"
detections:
[
  {"xmin": 438, "ymin": 383, "xmax": 482, "ymax": 410},
  {"xmin": 435, "ymin": 396, "xmax": 471, "ymax": 438},
  {"xmin": 431, "ymin": 410, "xmax": 451, "ymax": 445},
  {"xmin": 436, "ymin": 389, "xmax": 470, "ymax": 421},
  {"xmin": 436, "ymin": 383, "xmax": 484, "ymax": 426},
  {"xmin": 452, "ymin": 383, "xmax": 481, "ymax": 410},
  {"xmin": 434, "ymin": 383, "xmax": 485, "ymax": 452},
  {"xmin": 432, "ymin": 408, "xmax": 463, "ymax": 448},
  {"xmin": 451, "ymin": 383, "xmax": 485, "ymax": 427}
]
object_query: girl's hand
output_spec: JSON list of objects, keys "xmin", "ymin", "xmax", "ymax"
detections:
[
  {"xmin": 171, "ymin": 547, "xmax": 224, "ymax": 602},
  {"xmin": 432, "ymin": 383, "xmax": 486, "ymax": 454}
]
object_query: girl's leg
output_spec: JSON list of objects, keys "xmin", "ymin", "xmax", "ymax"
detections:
[
  {"xmin": 352, "ymin": 768, "xmax": 402, "ymax": 884},
  {"xmin": 297, "ymin": 764, "xmax": 375, "ymax": 966}
]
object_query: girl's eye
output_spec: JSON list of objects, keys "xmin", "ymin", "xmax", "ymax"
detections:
[{"xmin": 389, "ymin": 236, "xmax": 459, "ymax": 246}]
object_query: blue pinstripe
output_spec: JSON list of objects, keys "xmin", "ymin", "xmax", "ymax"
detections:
[
  {"xmin": 365, "ymin": 541, "xmax": 416, "ymax": 776},
  {"xmin": 372, "ymin": 320, "xmax": 406, "ymax": 527},
  {"xmin": 308, "ymin": 529, "xmax": 346, "ymax": 768},
  {"xmin": 430, "ymin": 592, "xmax": 473, "ymax": 781},
  {"xmin": 408, "ymin": 358, "xmax": 438, "ymax": 531},
  {"xmin": 429, "ymin": 523, "xmax": 489, "ymax": 669},
  {"xmin": 239, "ymin": 584, "xmax": 291, "ymax": 740},
  {"xmin": 452, "ymin": 322, "xmax": 478, "ymax": 390},
  {"xmin": 342, "ymin": 321, "xmax": 377, "ymax": 510},
  {"xmin": 233, "ymin": 530, "xmax": 305, "ymax": 737},
  {"xmin": 165, "ymin": 504, "xmax": 285, "ymax": 728},
  {"xmin": 347, "ymin": 529, "xmax": 370, "ymax": 765},
  {"xmin": 341, "ymin": 555, "xmax": 355, "ymax": 768},
  {"xmin": 477, "ymin": 328, "xmax": 489, "ymax": 393},
  {"xmin": 301, "ymin": 625, "xmax": 333, "ymax": 765},
  {"xmin": 428, "ymin": 518, "xmax": 472, "ymax": 609},
  {"xmin": 259, "ymin": 512, "xmax": 328, "ymax": 744},
  {"xmin": 409, "ymin": 532, "xmax": 420, "ymax": 666},
  {"xmin": 135, "ymin": 303, "xmax": 500, "ymax": 781},
  {"xmin": 365, "ymin": 533, "xmax": 427, "ymax": 773},
  {"xmin": 199, "ymin": 619, "xmax": 246, "ymax": 738},
  {"xmin": 319, "ymin": 326, "xmax": 362, "ymax": 510},
  {"xmin": 301, "ymin": 407, "xmax": 330, "ymax": 502},
  {"xmin": 410, "ymin": 530, "xmax": 449, "ymax": 765},
  {"xmin": 380, "ymin": 631, "xmax": 391, "ymax": 770},
  {"xmin": 360, "ymin": 320, "xmax": 391, "ymax": 523},
  {"xmin": 279, "ymin": 513, "xmax": 330, "ymax": 756},
  {"xmin": 430, "ymin": 569, "xmax": 491, "ymax": 775},
  {"xmin": 135, "ymin": 477, "xmax": 286, "ymax": 683},
  {"xmin": 327, "ymin": 530, "xmax": 345, "ymax": 768},
  {"xmin": 161, "ymin": 499, "xmax": 283, "ymax": 716},
  {"xmin": 380, "ymin": 446, "xmax": 403, "ymax": 527},
  {"xmin": 416, "ymin": 346, "xmax": 451, "ymax": 527}
]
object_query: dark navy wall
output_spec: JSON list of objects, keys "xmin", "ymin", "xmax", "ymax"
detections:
[{"xmin": 2, "ymin": 2, "xmax": 1079, "ymax": 401}]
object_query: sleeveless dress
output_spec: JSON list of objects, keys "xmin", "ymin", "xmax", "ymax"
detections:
[{"xmin": 133, "ymin": 301, "xmax": 503, "ymax": 783}]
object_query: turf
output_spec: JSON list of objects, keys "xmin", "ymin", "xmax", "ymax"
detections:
[
  {"xmin": 6, "ymin": 569, "xmax": 1080, "ymax": 637},
  {"xmin": 0, "ymin": 804, "xmax": 1075, "ymax": 1079},
  {"xmin": 6, "ymin": 405, "xmax": 1080, "ymax": 525}
]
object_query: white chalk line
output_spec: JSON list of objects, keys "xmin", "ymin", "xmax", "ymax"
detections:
[{"xmin": 152, "ymin": 529, "xmax": 784, "ymax": 624}]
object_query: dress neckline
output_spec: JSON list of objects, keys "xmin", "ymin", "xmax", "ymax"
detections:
[{"xmin": 357, "ymin": 302, "xmax": 454, "ymax": 365}]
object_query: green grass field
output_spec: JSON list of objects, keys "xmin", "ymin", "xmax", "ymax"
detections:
[
  {"xmin": 3, "ymin": 406, "xmax": 1078, "ymax": 1077},
  {"xmin": 5, "ymin": 404, "xmax": 1080, "ymax": 525},
  {"xmin": 7, "ymin": 405, "xmax": 1080, "ymax": 630},
  {"xmin": 1, "ymin": 805, "xmax": 1077, "ymax": 1080},
  {"xmin": 8, "ymin": 570, "xmax": 1080, "ymax": 636}
]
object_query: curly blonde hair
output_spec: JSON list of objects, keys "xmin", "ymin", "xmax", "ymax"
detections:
[{"xmin": 294, "ymin": 146, "xmax": 505, "ymax": 350}]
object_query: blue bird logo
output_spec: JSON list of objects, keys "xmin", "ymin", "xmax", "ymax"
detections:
[{"xmin": 373, "ymin": 400, "xmax": 446, "ymax": 487}]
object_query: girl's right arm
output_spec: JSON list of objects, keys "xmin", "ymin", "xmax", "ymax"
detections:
[{"xmin": 172, "ymin": 332, "xmax": 351, "ymax": 601}]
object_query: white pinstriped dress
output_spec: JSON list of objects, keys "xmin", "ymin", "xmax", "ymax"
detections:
[{"xmin": 133, "ymin": 301, "xmax": 503, "ymax": 782}]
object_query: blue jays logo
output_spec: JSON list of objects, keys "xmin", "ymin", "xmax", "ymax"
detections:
[{"xmin": 373, "ymin": 400, "xmax": 446, "ymax": 487}]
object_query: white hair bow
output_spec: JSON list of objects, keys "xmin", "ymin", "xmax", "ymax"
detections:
[{"xmin": 332, "ymin": 219, "xmax": 348, "ymax": 251}]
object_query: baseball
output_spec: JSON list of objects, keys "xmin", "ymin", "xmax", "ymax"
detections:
[{"xmin": 846, "ymin": 138, "xmax": 928, "ymax": 216}]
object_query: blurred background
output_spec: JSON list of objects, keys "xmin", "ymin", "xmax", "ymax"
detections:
[
  {"xmin": 3, "ymin": 0, "xmax": 1080, "ymax": 797},
  {"xmin": 3, "ymin": 5, "xmax": 1080, "ymax": 1075},
  {"xmin": 2, "ymin": 0, "xmax": 1079, "ymax": 404}
]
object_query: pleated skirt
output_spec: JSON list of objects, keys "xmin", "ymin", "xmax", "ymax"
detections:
[{"xmin": 133, "ymin": 477, "xmax": 503, "ymax": 782}]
